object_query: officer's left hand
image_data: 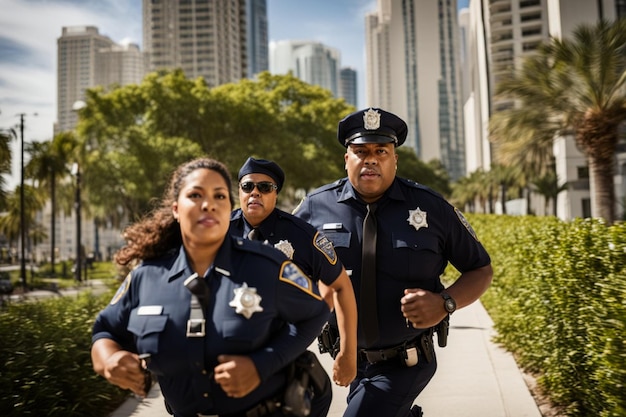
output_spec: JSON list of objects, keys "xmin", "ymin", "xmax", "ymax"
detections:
[
  {"xmin": 214, "ymin": 354, "xmax": 261, "ymax": 398},
  {"xmin": 400, "ymin": 288, "xmax": 447, "ymax": 329},
  {"xmin": 333, "ymin": 350, "xmax": 357, "ymax": 386}
]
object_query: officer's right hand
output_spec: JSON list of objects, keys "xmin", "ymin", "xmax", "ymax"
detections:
[{"xmin": 100, "ymin": 350, "xmax": 148, "ymax": 397}]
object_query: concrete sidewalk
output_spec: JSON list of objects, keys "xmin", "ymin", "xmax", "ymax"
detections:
[{"xmin": 108, "ymin": 301, "xmax": 542, "ymax": 417}]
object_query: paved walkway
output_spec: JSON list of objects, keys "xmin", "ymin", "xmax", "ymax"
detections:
[{"xmin": 108, "ymin": 300, "xmax": 542, "ymax": 417}]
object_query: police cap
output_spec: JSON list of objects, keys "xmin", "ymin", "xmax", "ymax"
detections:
[
  {"xmin": 338, "ymin": 107, "xmax": 408, "ymax": 147},
  {"xmin": 238, "ymin": 157, "xmax": 285, "ymax": 192}
]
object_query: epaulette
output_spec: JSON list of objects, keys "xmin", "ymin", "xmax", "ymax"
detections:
[
  {"xmin": 397, "ymin": 177, "xmax": 446, "ymax": 200},
  {"xmin": 230, "ymin": 235, "xmax": 288, "ymax": 265},
  {"xmin": 304, "ymin": 177, "xmax": 348, "ymax": 197},
  {"xmin": 276, "ymin": 209, "xmax": 316, "ymax": 235}
]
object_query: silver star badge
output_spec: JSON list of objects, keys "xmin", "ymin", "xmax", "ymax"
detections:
[
  {"xmin": 274, "ymin": 240, "xmax": 295, "ymax": 259},
  {"xmin": 407, "ymin": 207, "xmax": 428, "ymax": 231},
  {"xmin": 229, "ymin": 282, "xmax": 263, "ymax": 319}
]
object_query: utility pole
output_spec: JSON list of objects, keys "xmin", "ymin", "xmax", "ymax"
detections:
[
  {"xmin": 19, "ymin": 113, "xmax": 26, "ymax": 291},
  {"xmin": 71, "ymin": 163, "xmax": 81, "ymax": 283}
]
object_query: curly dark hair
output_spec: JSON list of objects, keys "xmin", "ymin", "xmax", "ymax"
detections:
[{"xmin": 114, "ymin": 157, "xmax": 234, "ymax": 266}]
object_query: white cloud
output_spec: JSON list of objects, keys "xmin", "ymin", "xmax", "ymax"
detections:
[{"xmin": 0, "ymin": 0, "xmax": 142, "ymax": 188}]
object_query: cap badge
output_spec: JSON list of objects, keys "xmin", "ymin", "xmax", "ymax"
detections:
[
  {"xmin": 229, "ymin": 282, "xmax": 263, "ymax": 319},
  {"xmin": 274, "ymin": 240, "xmax": 295, "ymax": 259},
  {"xmin": 363, "ymin": 108, "xmax": 381, "ymax": 130},
  {"xmin": 407, "ymin": 207, "xmax": 428, "ymax": 231}
]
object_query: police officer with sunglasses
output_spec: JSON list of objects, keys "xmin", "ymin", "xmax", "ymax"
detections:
[{"xmin": 231, "ymin": 158, "xmax": 358, "ymax": 392}]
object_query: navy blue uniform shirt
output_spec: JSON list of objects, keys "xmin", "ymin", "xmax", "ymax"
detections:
[
  {"xmin": 230, "ymin": 208, "xmax": 344, "ymax": 286},
  {"xmin": 294, "ymin": 177, "xmax": 491, "ymax": 349},
  {"xmin": 92, "ymin": 235, "xmax": 329, "ymax": 417}
]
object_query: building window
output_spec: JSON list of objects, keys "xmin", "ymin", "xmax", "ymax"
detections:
[
  {"xmin": 577, "ymin": 166, "xmax": 589, "ymax": 179},
  {"xmin": 581, "ymin": 198, "xmax": 591, "ymax": 218}
]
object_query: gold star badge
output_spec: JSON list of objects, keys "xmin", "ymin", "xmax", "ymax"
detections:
[
  {"xmin": 229, "ymin": 282, "xmax": 263, "ymax": 319},
  {"xmin": 407, "ymin": 207, "xmax": 428, "ymax": 231}
]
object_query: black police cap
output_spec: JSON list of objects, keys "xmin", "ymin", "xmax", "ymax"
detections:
[
  {"xmin": 238, "ymin": 157, "xmax": 285, "ymax": 192},
  {"xmin": 337, "ymin": 107, "xmax": 408, "ymax": 147}
]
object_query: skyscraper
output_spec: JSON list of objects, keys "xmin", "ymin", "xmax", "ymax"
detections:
[
  {"xmin": 142, "ymin": 0, "xmax": 248, "ymax": 86},
  {"xmin": 56, "ymin": 26, "xmax": 115, "ymax": 133},
  {"xmin": 340, "ymin": 67, "xmax": 358, "ymax": 107},
  {"xmin": 365, "ymin": 0, "xmax": 465, "ymax": 180},
  {"xmin": 246, "ymin": 0, "xmax": 269, "ymax": 77},
  {"xmin": 270, "ymin": 40, "xmax": 341, "ymax": 97},
  {"xmin": 56, "ymin": 26, "xmax": 145, "ymax": 134}
]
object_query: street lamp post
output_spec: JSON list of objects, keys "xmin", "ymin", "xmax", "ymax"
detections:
[
  {"xmin": 18, "ymin": 114, "xmax": 27, "ymax": 291},
  {"xmin": 71, "ymin": 163, "xmax": 81, "ymax": 283}
]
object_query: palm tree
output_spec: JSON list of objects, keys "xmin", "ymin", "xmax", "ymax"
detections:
[
  {"xmin": 25, "ymin": 132, "xmax": 78, "ymax": 275},
  {"xmin": 490, "ymin": 19, "xmax": 626, "ymax": 224},
  {"xmin": 0, "ymin": 184, "xmax": 45, "ymax": 271},
  {"xmin": 532, "ymin": 169, "xmax": 568, "ymax": 216},
  {"xmin": 0, "ymin": 129, "xmax": 15, "ymax": 210}
]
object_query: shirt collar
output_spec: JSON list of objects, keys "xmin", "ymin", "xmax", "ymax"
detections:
[
  {"xmin": 338, "ymin": 177, "xmax": 403, "ymax": 204},
  {"xmin": 167, "ymin": 240, "xmax": 234, "ymax": 281}
]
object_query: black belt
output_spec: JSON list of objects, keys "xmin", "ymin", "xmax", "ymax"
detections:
[
  {"xmin": 198, "ymin": 396, "xmax": 281, "ymax": 417},
  {"xmin": 359, "ymin": 331, "xmax": 433, "ymax": 364}
]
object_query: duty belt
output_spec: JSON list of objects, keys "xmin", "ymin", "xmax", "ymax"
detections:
[{"xmin": 359, "ymin": 331, "xmax": 434, "ymax": 364}]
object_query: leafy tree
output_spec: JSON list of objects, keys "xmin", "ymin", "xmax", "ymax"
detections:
[
  {"xmin": 490, "ymin": 19, "xmax": 626, "ymax": 224},
  {"xmin": 395, "ymin": 147, "xmax": 451, "ymax": 197},
  {"xmin": 75, "ymin": 70, "xmax": 353, "ymax": 220}
]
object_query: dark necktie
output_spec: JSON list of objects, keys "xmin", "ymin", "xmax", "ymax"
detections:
[
  {"xmin": 361, "ymin": 203, "xmax": 379, "ymax": 346},
  {"xmin": 247, "ymin": 228, "xmax": 259, "ymax": 241}
]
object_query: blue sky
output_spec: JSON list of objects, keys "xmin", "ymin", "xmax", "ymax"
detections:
[{"xmin": 0, "ymin": 0, "xmax": 467, "ymax": 188}]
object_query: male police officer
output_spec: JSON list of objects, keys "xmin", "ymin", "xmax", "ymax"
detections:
[
  {"xmin": 231, "ymin": 157, "xmax": 358, "ymax": 387},
  {"xmin": 294, "ymin": 108, "xmax": 493, "ymax": 417}
]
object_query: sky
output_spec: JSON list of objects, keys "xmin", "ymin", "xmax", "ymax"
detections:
[{"xmin": 0, "ymin": 0, "xmax": 468, "ymax": 189}]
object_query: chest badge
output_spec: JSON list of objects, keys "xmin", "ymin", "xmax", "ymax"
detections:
[
  {"xmin": 229, "ymin": 282, "xmax": 263, "ymax": 319},
  {"xmin": 407, "ymin": 207, "xmax": 428, "ymax": 231},
  {"xmin": 274, "ymin": 240, "xmax": 295, "ymax": 259}
]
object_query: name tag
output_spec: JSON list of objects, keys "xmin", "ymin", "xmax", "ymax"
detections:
[
  {"xmin": 323, "ymin": 223, "xmax": 343, "ymax": 230},
  {"xmin": 137, "ymin": 305, "xmax": 163, "ymax": 315}
]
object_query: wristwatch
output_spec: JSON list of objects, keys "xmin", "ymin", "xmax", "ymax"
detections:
[{"xmin": 440, "ymin": 291, "xmax": 457, "ymax": 314}]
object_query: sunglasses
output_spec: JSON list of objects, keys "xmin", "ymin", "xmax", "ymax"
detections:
[{"xmin": 240, "ymin": 181, "xmax": 278, "ymax": 194}]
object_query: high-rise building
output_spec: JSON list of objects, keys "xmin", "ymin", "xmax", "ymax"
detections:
[
  {"xmin": 365, "ymin": 0, "xmax": 466, "ymax": 180},
  {"xmin": 142, "ymin": 0, "xmax": 248, "ymax": 87},
  {"xmin": 270, "ymin": 40, "xmax": 341, "ymax": 97},
  {"xmin": 95, "ymin": 43, "xmax": 145, "ymax": 89},
  {"xmin": 56, "ymin": 26, "xmax": 115, "ymax": 133},
  {"xmin": 56, "ymin": 26, "xmax": 145, "ymax": 134},
  {"xmin": 340, "ymin": 67, "xmax": 358, "ymax": 107},
  {"xmin": 246, "ymin": 0, "xmax": 269, "ymax": 77}
]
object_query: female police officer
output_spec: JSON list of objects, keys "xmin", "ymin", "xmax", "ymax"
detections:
[{"xmin": 91, "ymin": 157, "xmax": 331, "ymax": 417}]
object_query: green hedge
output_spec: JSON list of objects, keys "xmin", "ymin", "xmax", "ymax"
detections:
[
  {"xmin": 470, "ymin": 214, "xmax": 626, "ymax": 417},
  {"xmin": 0, "ymin": 291, "xmax": 128, "ymax": 417}
]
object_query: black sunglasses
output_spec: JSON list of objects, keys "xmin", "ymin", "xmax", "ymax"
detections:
[{"xmin": 240, "ymin": 181, "xmax": 278, "ymax": 194}]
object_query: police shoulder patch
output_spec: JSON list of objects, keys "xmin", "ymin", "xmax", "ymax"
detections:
[
  {"xmin": 313, "ymin": 231, "xmax": 338, "ymax": 265},
  {"xmin": 110, "ymin": 272, "xmax": 131, "ymax": 305},
  {"xmin": 279, "ymin": 261, "xmax": 322, "ymax": 300},
  {"xmin": 455, "ymin": 207, "xmax": 479, "ymax": 241}
]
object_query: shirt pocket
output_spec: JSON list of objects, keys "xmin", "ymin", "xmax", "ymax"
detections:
[
  {"xmin": 323, "ymin": 230, "xmax": 351, "ymax": 248},
  {"xmin": 127, "ymin": 309, "xmax": 168, "ymax": 355},
  {"xmin": 391, "ymin": 232, "xmax": 442, "ymax": 283},
  {"xmin": 221, "ymin": 317, "xmax": 269, "ymax": 351}
]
